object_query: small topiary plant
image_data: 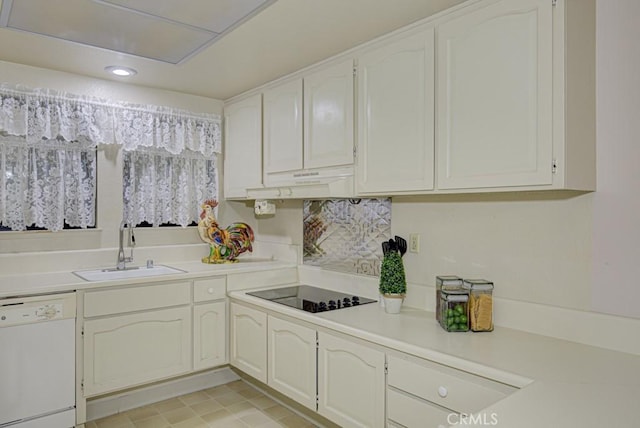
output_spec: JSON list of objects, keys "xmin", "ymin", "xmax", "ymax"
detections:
[{"xmin": 379, "ymin": 251, "xmax": 407, "ymax": 296}]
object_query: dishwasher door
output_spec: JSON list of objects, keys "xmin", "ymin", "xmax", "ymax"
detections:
[{"xmin": 0, "ymin": 294, "xmax": 76, "ymax": 428}]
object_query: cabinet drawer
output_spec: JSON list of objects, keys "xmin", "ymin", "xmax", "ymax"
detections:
[
  {"xmin": 193, "ymin": 277, "xmax": 226, "ymax": 302},
  {"xmin": 387, "ymin": 388, "xmax": 451, "ymax": 428},
  {"xmin": 387, "ymin": 354, "xmax": 515, "ymax": 414},
  {"xmin": 84, "ymin": 282, "xmax": 190, "ymax": 317}
]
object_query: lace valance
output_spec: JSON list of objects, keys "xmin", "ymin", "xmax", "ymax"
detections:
[
  {"xmin": 0, "ymin": 85, "xmax": 221, "ymax": 155},
  {"xmin": 1, "ymin": 84, "xmax": 220, "ymax": 231}
]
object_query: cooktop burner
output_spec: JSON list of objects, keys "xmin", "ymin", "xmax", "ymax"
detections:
[{"xmin": 247, "ymin": 285, "xmax": 376, "ymax": 313}]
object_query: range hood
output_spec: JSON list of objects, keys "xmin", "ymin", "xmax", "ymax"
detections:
[{"xmin": 247, "ymin": 166, "xmax": 355, "ymax": 199}]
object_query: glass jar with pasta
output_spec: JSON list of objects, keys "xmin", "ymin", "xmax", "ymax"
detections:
[{"xmin": 463, "ymin": 279, "xmax": 494, "ymax": 332}]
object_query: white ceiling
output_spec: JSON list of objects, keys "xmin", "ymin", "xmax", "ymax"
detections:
[
  {"xmin": 0, "ymin": 0, "xmax": 465, "ymax": 100},
  {"xmin": 0, "ymin": 0, "xmax": 274, "ymax": 64}
]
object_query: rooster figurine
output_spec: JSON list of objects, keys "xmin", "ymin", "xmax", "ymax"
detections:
[{"xmin": 197, "ymin": 199, "xmax": 255, "ymax": 264}]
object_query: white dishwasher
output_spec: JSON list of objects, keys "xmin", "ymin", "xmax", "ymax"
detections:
[{"xmin": 0, "ymin": 292, "xmax": 76, "ymax": 428}]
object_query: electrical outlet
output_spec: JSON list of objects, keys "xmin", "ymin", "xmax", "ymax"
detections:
[{"xmin": 409, "ymin": 233, "xmax": 420, "ymax": 253}]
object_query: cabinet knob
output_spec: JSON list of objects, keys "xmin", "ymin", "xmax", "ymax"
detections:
[
  {"xmin": 208, "ymin": 287, "xmax": 215, "ymax": 294},
  {"xmin": 438, "ymin": 386, "xmax": 448, "ymax": 398}
]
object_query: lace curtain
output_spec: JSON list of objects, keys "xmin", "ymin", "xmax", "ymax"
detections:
[
  {"xmin": 0, "ymin": 136, "xmax": 96, "ymax": 231},
  {"xmin": 0, "ymin": 84, "xmax": 221, "ymax": 231},
  {"xmin": 123, "ymin": 149, "xmax": 218, "ymax": 227}
]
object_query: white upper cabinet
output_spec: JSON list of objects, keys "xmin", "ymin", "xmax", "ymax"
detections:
[
  {"xmin": 229, "ymin": 0, "xmax": 594, "ymax": 196},
  {"xmin": 263, "ymin": 79, "xmax": 304, "ymax": 175},
  {"xmin": 436, "ymin": 0, "xmax": 553, "ymax": 190},
  {"xmin": 223, "ymin": 94, "xmax": 263, "ymax": 199},
  {"xmin": 304, "ymin": 59, "xmax": 355, "ymax": 170},
  {"xmin": 261, "ymin": 60, "xmax": 355, "ymax": 192},
  {"xmin": 356, "ymin": 28, "xmax": 435, "ymax": 194}
]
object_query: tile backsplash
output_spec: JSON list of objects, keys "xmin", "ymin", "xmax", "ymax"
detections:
[{"xmin": 303, "ymin": 198, "xmax": 391, "ymax": 276}]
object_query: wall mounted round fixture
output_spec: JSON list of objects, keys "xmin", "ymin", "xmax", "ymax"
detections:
[{"xmin": 104, "ymin": 66, "xmax": 137, "ymax": 77}]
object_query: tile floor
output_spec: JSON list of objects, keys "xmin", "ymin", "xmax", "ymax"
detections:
[{"xmin": 85, "ymin": 380, "xmax": 318, "ymax": 428}]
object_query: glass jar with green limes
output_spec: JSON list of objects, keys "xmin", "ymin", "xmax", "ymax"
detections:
[{"xmin": 439, "ymin": 290, "xmax": 469, "ymax": 332}]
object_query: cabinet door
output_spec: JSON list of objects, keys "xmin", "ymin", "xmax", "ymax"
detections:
[
  {"xmin": 436, "ymin": 0, "xmax": 553, "ymax": 189},
  {"xmin": 263, "ymin": 79, "xmax": 303, "ymax": 175},
  {"xmin": 357, "ymin": 28, "xmax": 435, "ymax": 194},
  {"xmin": 317, "ymin": 332, "xmax": 385, "ymax": 428},
  {"xmin": 193, "ymin": 301, "xmax": 227, "ymax": 371},
  {"xmin": 224, "ymin": 94, "xmax": 263, "ymax": 198},
  {"xmin": 304, "ymin": 59, "xmax": 354, "ymax": 169},
  {"xmin": 83, "ymin": 306, "xmax": 191, "ymax": 397},
  {"xmin": 229, "ymin": 303, "xmax": 267, "ymax": 383},
  {"xmin": 268, "ymin": 316, "xmax": 317, "ymax": 410}
]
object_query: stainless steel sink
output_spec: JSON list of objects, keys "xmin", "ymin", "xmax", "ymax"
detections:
[{"xmin": 72, "ymin": 265, "xmax": 185, "ymax": 282}]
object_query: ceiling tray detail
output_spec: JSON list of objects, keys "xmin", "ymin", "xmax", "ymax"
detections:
[{"xmin": 0, "ymin": 0, "xmax": 275, "ymax": 64}]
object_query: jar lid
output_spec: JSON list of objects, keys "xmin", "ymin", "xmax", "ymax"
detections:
[
  {"xmin": 463, "ymin": 279, "xmax": 494, "ymax": 290},
  {"xmin": 442, "ymin": 293, "xmax": 468, "ymax": 302},
  {"xmin": 437, "ymin": 275, "xmax": 463, "ymax": 286}
]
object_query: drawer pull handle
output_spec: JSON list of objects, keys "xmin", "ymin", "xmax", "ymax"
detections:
[
  {"xmin": 438, "ymin": 386, "xmax": 448, "ymax": 398},
  {"xmin": 208, "ymin": 288, "xmax": 215, "ymax": 294}
]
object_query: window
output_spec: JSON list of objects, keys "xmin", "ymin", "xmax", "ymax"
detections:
[
  {"xmin": 0, "ymin": 84, "xmax": 221, "ymax": 232},
  {"xmin": 123, "ymin": 149, "xmax": 217, "ymax": 227},
  {"xmin": 0, "ymin": 136, "xmax": 96, "ymax": 231}
]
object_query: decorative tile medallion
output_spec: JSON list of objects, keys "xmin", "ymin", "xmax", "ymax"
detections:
[{"xmin": 303, "ymin": 198, "xmax": 391, "ymax": 276}]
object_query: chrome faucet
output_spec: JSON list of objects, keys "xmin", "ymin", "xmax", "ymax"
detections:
[{"xmin": 116, "ymin": 219, "xmax": 135, "ymax": 270}]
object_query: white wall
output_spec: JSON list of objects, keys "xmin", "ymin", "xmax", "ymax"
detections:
[
  {"xmin": 392, "ymin": 0, "xmax": 640, "ymax": 320},
  {"xmin": 267, "ymin": 0, "xmax": 640, "ymax": 320},
  {"xmin": 2, "ymin": 1, "xmax": 638, "ymax": 321},
  {"xmin": 0, "ymin": 60, "xmax": 224, "ymax": 112},
  {"xmin": 591, "ymin": 0, "xmax": 640, "ymax": 319},
  {"xmin": 221, "ymin": 200, "xmax": 303, "ymax": 246},
  {"xmin": 392, "ymin": 192, "xmax": 593, "ymax": 312}
]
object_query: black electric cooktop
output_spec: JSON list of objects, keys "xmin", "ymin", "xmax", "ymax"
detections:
[{"xmin": 247, "ymin": 285, "xmax": 376, "ymax": 313}]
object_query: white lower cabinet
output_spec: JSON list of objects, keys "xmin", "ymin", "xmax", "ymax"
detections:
[
  {"xmin": 229, "ymin": 302, "xmax": 386, "ymax": 427},
  {"xmin": 83, "ymin": 306, "xmax": 192, "ymax": 396},
  {"xmin": 317, "ymin": 331, "xmax": 385, "ymax": 428},
  {"xmin": 230, "ymin": 305, "xmax": 317, "ymax": 409},
  {"xmin": 268, "ymin": 315, "xmax": 317, "ymax": 410},
  {"xmin": 82, "ymin": 278, "xmax": 228, "ymax": 400},
  {"xmin": 230, "ymin": 302, "xmax": 268, "ymax": 383},
  {"xmin": 228, "ymin": 300, "xmax": 517, "ymax": 428},
  {"xmin": 386, "ymin": 353, "xmax": 517, "ymax": 427},
  {"xmin": 387, "ymin": 388, "xmax": 452, "ymax": 428},
  {"xmin": 193, "ymin": 301, "xmax": 227, "ymax": 371}
]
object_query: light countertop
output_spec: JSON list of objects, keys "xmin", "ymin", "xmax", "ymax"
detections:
[
  {"xmin": 230, "ymin": 289, "xmax": 640, "ymax": 428},
  {"xmin": 0, "ymin": 259, "xmax": 295, "ymax": 299},
  {"xmin": 3, "ymin": 263, "xmax": 637, "ymax": 427}
]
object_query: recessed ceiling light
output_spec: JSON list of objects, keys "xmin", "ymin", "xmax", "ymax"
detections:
[{"xmin": 104, "ymin": 66, "xmax": 137, "ymax": 77}]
